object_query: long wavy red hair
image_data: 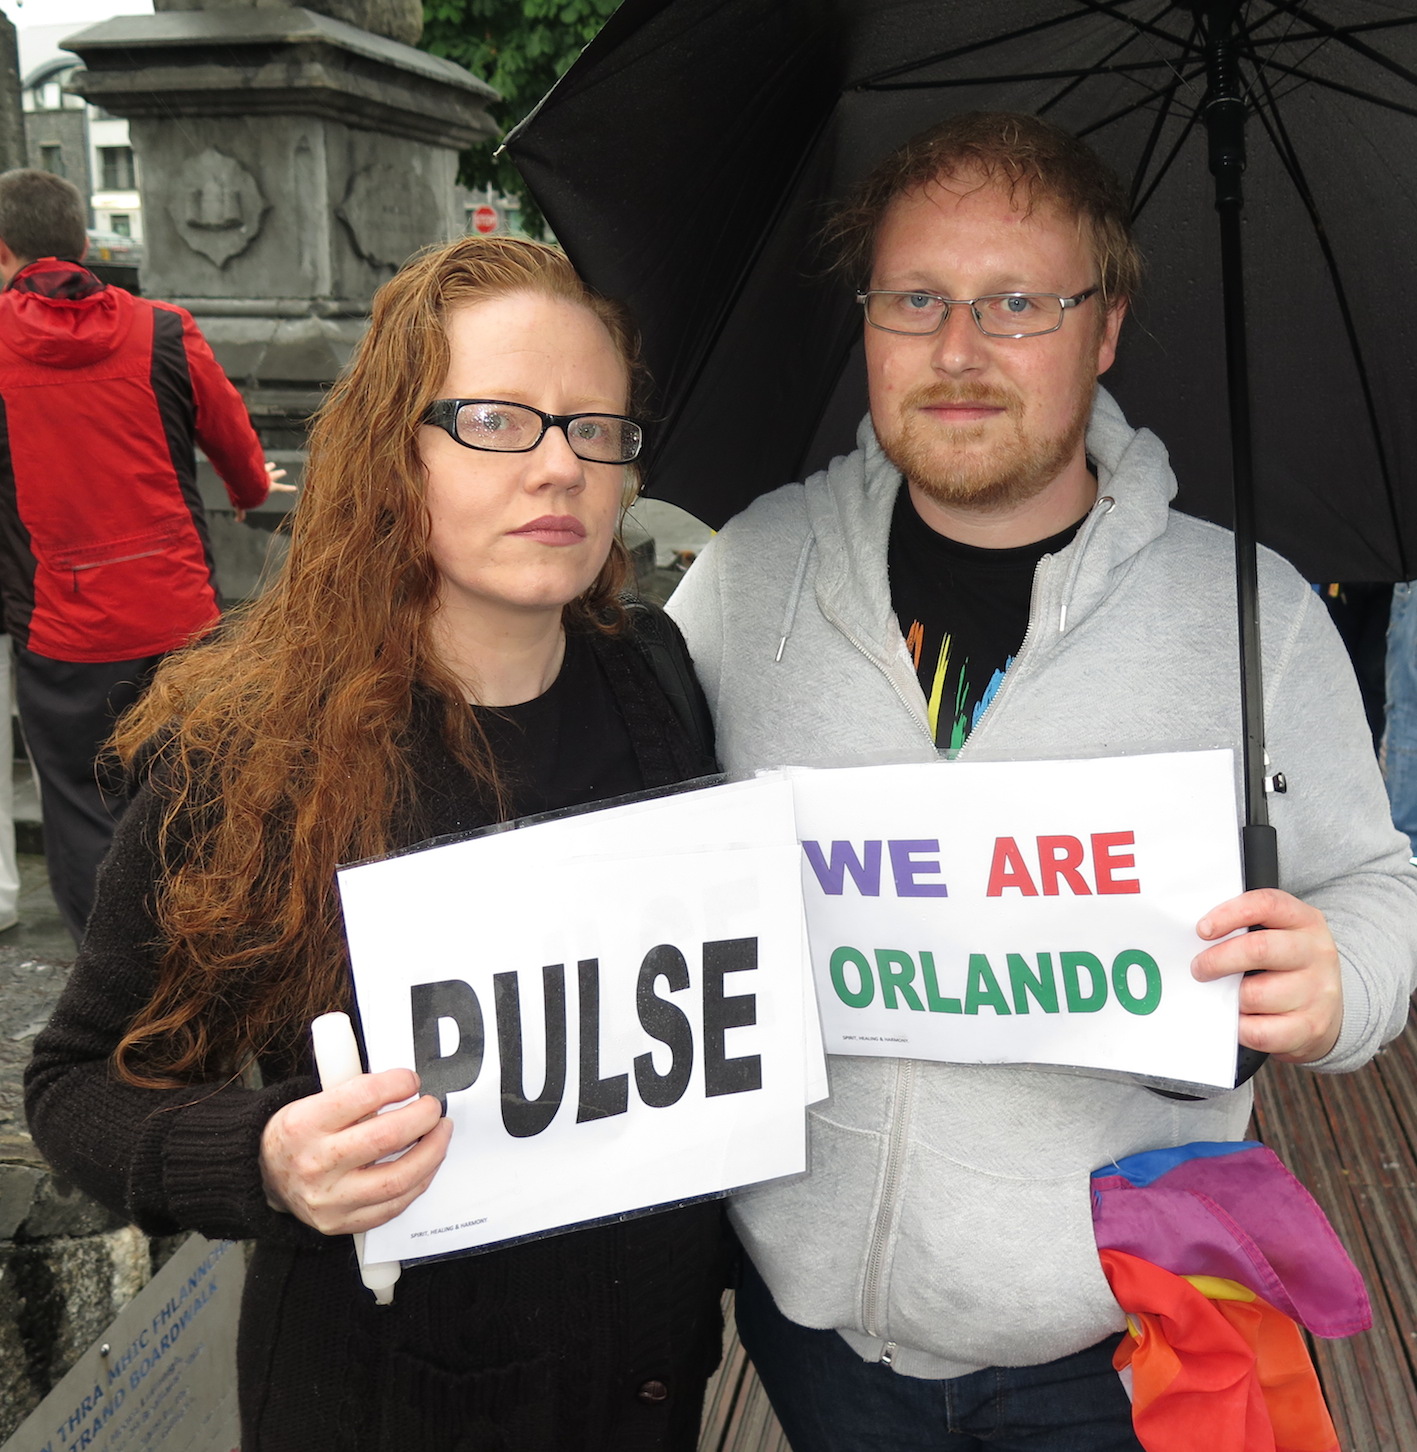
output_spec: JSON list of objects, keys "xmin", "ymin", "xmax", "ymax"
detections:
[{"xmin": 111, "ymin": 236, "xmax": 637, "ymax": 1087}]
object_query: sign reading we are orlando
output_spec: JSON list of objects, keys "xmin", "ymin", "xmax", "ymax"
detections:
[{"xmin": 791, "ymin": 751, "xmax": 1244, "ymax": 1089}]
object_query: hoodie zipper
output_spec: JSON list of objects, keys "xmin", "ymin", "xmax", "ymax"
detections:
[
  {"xmin": 812, "ymin": 593, "xmax": 929, "ymax": 1347},
  {"xmin": 818, "ymin": 598, "xmax": 936, "ymax": 747},
  {"xmin": 861, "ymin": 1059, "xmax": 916, "ymax": 1342}
]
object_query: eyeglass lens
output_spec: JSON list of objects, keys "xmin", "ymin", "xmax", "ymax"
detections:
[
  {"xmin": 453, "ymin": 401, "xmax": 641, "ymax": 463},
  {"xmin": 865, "ymin": 292, "xmax": 1066, "ymax": 337}
]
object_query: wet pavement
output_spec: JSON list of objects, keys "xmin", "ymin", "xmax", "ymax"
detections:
[{"xmin": 0, "ymin": 855, "xmax": 73, "ymax": 1150}]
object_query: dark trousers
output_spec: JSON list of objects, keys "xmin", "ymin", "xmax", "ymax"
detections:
[
  {"xmin": 735, "ymin": 1259, "xmax": 1143, "ymax": 1452},
  {"xmin": 15, "ymin": 648, "xmax": 162, "ymax": 944}
]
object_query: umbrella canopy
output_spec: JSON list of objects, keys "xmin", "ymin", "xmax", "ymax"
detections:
[{"xmin": 508, "ymin": 0, "xmax": 1417, "ymax": 586}]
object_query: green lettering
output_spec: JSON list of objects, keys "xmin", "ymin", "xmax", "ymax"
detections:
[
  {"xmin": 829, "ymin": 947, "xmax": 874, "ymax": 1008},
  {"xmin": 1112, "ymin": 949, "xmax": 1162, "ymax": 1015},
  {"xmin": 919, "ymin": 951, "xmax": 961, "ymax": 1013},
  {"xmin": 1060, "ymin": 952, "xmax": 1107, "ymax": 1012},
  {"xmin": 964, "ymin": 954, "xmax": 1011, "ymax": 1015},
  {"xmin": 1008, "ymin": 952, "xmax": 1059, "ymax": 1014},
  {"xmin": 874, "ymin": 949, "xmax": 924, "ymax": 1011}
]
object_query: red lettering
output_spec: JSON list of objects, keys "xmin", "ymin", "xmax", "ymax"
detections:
[
  {"xmin": 1037, "ymin": 836, "xmax": 1091, "ymax": 896},
  {"xmin": 986, "ymin": 837, "xmax": 1038, "ymax": 896},
  {"xmin": 1092, "ymin": 831, "xmax": 1141, "ymax": 894}
]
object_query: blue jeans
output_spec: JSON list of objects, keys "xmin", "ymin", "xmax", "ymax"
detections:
[
  {"xmin": 1387, "ymin": 582, "xmax": 1417, "ymax": 858},
  {"xmin": 735, "ymin": 1260, "xmax": 1142, "ymax": 1452}
]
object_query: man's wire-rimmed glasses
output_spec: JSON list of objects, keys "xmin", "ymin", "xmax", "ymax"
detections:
[
  {"xmin": 423, "ymin": 399, "xmax": 645, "ymax": 465},
  {"xmin": 856, "ymin": 287, "xmax": 1100, "ymax": 339}
]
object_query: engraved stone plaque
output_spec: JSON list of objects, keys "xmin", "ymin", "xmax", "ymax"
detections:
[
  {"xmin": 170, "ymin": 148, "xmax": 268, "ymax": 267},
  {"xmin": 337, "ymin": 163, "xmax": 439, "ymax": 269}
]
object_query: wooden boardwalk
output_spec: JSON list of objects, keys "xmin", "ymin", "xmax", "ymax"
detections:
[
  {"xmin": 1253, "ymin": 1019, "xmax": 1417, "ymax": 1450},
  {"xmin": 701, "ymin": 1011, "xmax": 1417, "ymax": 1452},
  {"xmin": 698, "ymin": 1299, "xmax": 787, "ymax": 1452}
]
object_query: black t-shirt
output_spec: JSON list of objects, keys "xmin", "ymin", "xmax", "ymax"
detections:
[
  {"xmin": 888, "ymin": 487, "xmax": 1083, "ymax": 750},
  {"xmin": 473, "ymin": 625, "xmax": 644, "ymax": 818}
]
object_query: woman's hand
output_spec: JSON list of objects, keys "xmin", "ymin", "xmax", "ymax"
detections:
[{"xmin": 259, "ymin": 1068, "xmax": 452, "ymax": 1235}]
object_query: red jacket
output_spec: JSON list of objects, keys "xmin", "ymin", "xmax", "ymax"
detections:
[{"xmin": 0, "ymin": 259, "xmax": 269, "ymax": 662}]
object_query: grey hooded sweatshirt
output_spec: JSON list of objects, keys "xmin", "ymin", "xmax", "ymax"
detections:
[{"xmin": 667, "ymin": 390, "xmax": 1417, "ymax": 1379}]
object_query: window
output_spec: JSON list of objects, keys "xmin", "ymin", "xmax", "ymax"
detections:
[
  {"xmin": 39, "ymin": 145, "xmax": 64, "ymax": 178},
  {"xmin": 99, "ymin": 146, "xmax": 135, "ymax": 191},
  {"xmin": 110, "ymin": 215, "xmax": 131, "ymax": 238}
]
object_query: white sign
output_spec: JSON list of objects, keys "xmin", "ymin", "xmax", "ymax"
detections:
[
  {"xmin": 2, "ymin": 1236, "xmax": 243, "ymax": 1452},
  {"xmin": 338, "ymin": 776, "xmax": 821, "ymax": 1263},
  {"xmin": 791, "ymin": 751, "xmax": 1244, "ymax": 1088}
]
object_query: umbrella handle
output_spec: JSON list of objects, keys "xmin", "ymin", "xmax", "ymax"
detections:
[{"xmin": 1232, "ymin": 824, "xmax": 1279, "ymax": 1087}]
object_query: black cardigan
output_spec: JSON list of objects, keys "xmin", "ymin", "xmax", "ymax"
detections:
[{"xmin": 25, "ymin": 622, "xmax": 730, "ymax": 1452}]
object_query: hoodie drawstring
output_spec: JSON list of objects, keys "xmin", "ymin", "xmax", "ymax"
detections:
[
  {"xmin": 776, "ymin": 535, "xmax": 815, "ymax": 662},
  {"xmin": 1057, "ymin": 495, "xmax": 1116, "ymax": 635}
]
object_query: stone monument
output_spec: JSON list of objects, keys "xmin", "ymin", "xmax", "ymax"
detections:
[
  {"xmin": 60, "ymin": 1, "xmax": 497, "ymax": 591},
  {"xmin": 0, "ymin": 19, "xmax": 495, "ymax": 1438}
]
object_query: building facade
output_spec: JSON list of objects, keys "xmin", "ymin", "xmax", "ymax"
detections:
[{"xmin": 19, "ymin": 24, "xmax": 142, "ymax": 244}]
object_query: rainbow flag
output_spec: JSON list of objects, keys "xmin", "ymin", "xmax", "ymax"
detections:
[{"xmin": 1092, "ymin": 1141, "xmax": 1369, "ymax": 1452}]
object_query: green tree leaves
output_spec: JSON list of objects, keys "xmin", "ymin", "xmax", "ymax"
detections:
[{"xmin": 421, "ymin": 0, "xmax": 619, "ymax": 235}]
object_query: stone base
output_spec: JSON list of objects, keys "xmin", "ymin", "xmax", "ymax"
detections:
[
  {"xmin": 0, "ymin": 942, "xmax": 191, "ymax": 1442},
  {"xmin": 181, "ymin": 305, "xmax": 369, "ymax": 447},
  {"xmin": 124, "ymin": 115, "xmax": 463, "ymax": 306},
  {"xmin": 66, "ymin": 8, "xmax": 495, "ymax": 309},
  {"xmin": 0, "ymin": 1124, "xmax": 158, "ymax": 1441}
]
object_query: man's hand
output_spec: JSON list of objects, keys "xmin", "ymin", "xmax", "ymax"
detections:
[
  {"xmin": 236, "ymin": 460, "xmax": 296, "ymax": 523},
  {"xmin": 1192, "ymin": 889, "xmax": 1342, "ymax": 1064},
  {"xmin": 259, "ymin": 1068, "xmax": 452, "ymax": 1235}
]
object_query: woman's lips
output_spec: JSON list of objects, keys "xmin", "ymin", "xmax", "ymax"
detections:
[{"xmin": 509, "ymin": 515, "xmax": 588, "ymax": 545}]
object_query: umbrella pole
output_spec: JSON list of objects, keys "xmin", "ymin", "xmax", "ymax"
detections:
[
  {"xmin": 1200, "ymin": 0, "xmax": 1274, "ymax": 1089},
  {"xmin": 1200, "ymin": 1, "xmax": 1278, "ymax": 892}
]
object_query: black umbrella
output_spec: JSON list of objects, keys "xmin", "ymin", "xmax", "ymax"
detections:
[
  {"xmin": 509, "ymin": 0, "xmax": 1417, "ymax": 876},
  {"xmin": 509, "ymin": 0, "xmax": 1415, "ymax": 565}
]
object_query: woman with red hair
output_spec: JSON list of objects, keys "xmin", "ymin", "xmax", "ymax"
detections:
[{"xmin": 26, "ymin": 236, "xmax": 727, "ymax": 1452}]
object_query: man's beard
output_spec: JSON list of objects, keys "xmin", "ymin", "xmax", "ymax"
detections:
[{"xmin": 876, "ymin": 377, "xmax": 1096, "ymax": 512}]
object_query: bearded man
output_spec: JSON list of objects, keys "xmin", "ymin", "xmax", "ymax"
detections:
[{"xmin": 667, "ymin": 113, "xmax": 1417, "ymax": 1450}]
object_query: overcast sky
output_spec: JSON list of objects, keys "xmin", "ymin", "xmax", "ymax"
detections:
[{"xmin": 2, "ymin": 0, "xmax": 152, "ymax": 30}]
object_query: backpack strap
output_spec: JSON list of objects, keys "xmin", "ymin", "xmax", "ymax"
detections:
[{"xmin": 623, "ymin": 598, "xmax": 717, "ymax": 767}]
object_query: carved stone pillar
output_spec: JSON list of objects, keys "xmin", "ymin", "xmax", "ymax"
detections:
[{"xmin": 64, "ymin": 7, "xmax": 495, "ymax": 442}]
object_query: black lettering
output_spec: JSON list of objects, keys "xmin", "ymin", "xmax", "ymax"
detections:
[
  {"xmin": 494, "ymin": 965, "xmax": 568, "ymax": 1137},
  {"xmin": 702, "ymin": 937, "xmax": 762, "ymax": 1097},
  {"xmin": 633, "ymin": 944, "xmax": 694, "ymax": 1107},
  {"xmin": 576, "ymin": 958, "xmax": 629, "ymax": 1122},
  {"xmin": 410, "ymin": 980, "xmax": 485, "ymax": 1112}
]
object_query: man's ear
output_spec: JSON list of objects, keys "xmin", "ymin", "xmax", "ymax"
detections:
[
  {"xmin": 0, "ymin": 238, "xmax": 20, "ymax": 281},
  {"xmin": 1096, "ymin": 297, "xmax": 1128, "ymax": 377}
]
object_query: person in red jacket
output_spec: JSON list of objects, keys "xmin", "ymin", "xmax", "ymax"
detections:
[{"xmin": 0, "ymin": 169, "xmax": 278, "ymax": 942}]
